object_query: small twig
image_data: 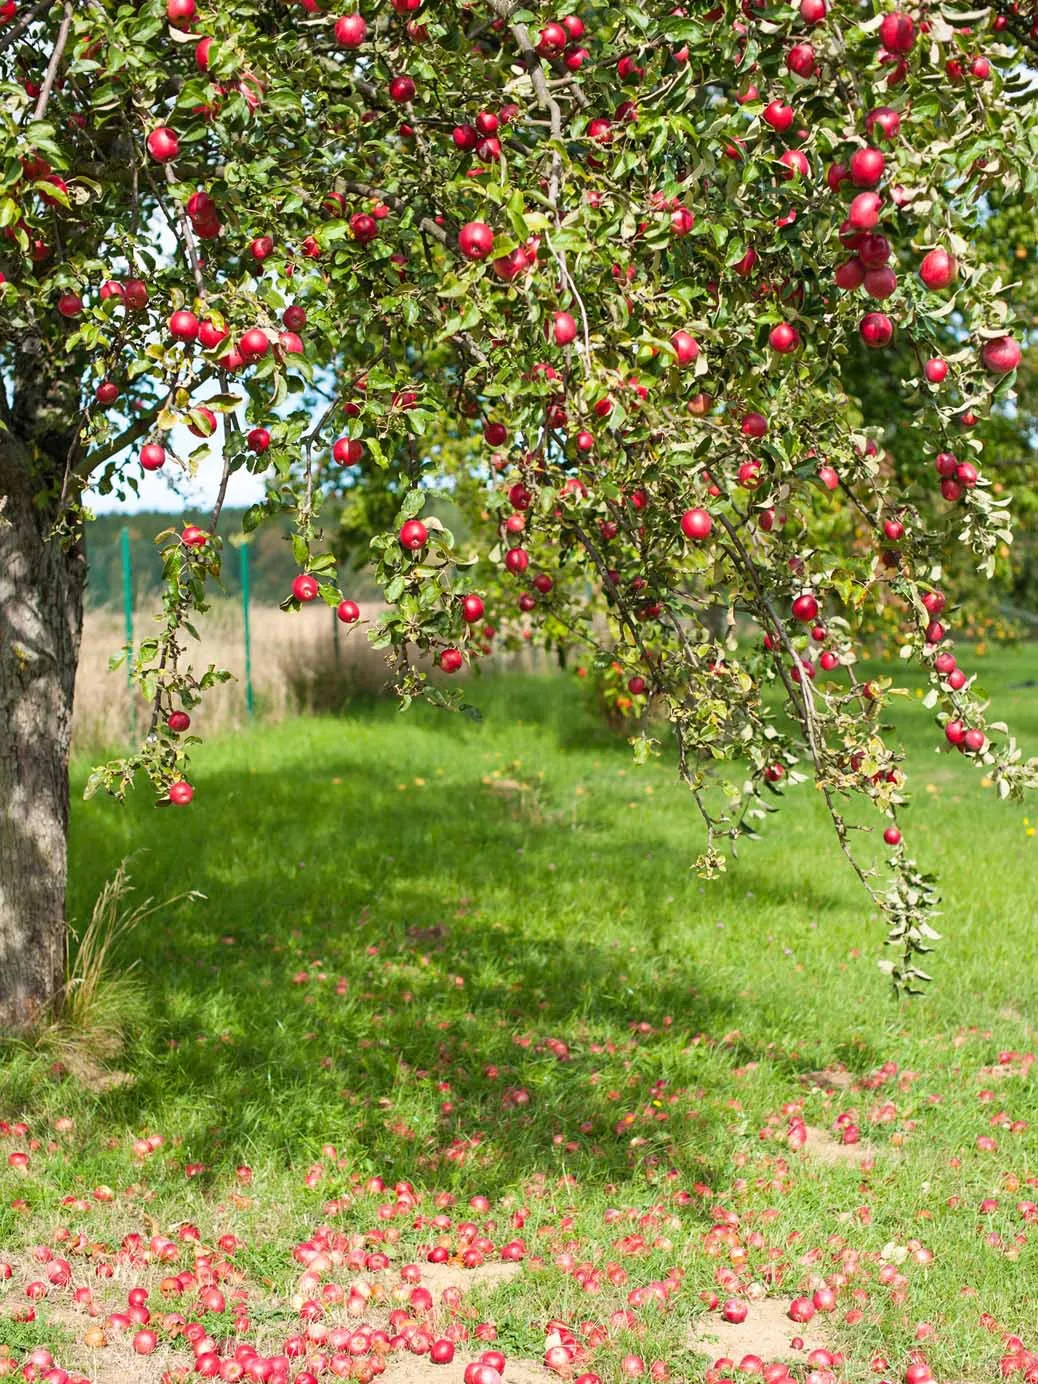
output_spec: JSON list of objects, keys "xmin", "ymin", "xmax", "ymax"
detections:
[
  {"xmin": 208, "ymin": 455, "xmax": 232, "ymax": 535},
  {"xmin": 31, "ymin": 0, "xmax": 72, "ymax": 121},
  {"xmin": 76, "ymin": 379, "xmax": 185, "ymax": 478},
  {"xmin": 716, "ymin": 513, "xmax": 882, "ymax": 901},
  {"xmin": 75, "ymin": 407, "xmax": 159, "ymax": 477},
  {"xmin": 0, "ymin": 0, "xmax": 53, "ymax": 57},
  {"xmin": 484, "ymin": 1, "xmax": 593, "ymax": 378},
  {"xmin": 568, "ymin": 520, "xmax": 658, "ymax": 672},
  {"xmin": 163, "ymin": 163, "xmax": 206, "ymax": 299}
]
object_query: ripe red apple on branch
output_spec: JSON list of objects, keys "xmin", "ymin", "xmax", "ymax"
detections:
[{"xmin": 0, "ymin": 0, "xmax": 1036, "ymax": 1022}]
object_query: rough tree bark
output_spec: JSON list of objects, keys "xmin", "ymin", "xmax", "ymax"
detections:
[{"xmin": 0, "ymin": 429, "xmax": 86, "ymax": 1031}]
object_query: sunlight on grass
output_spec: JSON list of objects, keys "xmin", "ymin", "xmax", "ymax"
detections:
[{"xmin": 1, "ymin": 652, "xmax": 1036, "ymax": 1381}]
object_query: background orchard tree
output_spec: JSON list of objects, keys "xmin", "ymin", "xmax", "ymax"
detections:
[{"xmin": 1, "ymin": 0, "xmax": 1037, "ymax": 1027}]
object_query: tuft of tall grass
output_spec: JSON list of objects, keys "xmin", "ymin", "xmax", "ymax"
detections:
[{"xmin": 40, "ymin": 862, "xmax": 202, "ymax": 1081}]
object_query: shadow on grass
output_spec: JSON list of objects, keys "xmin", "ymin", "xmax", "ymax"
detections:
[{"xmin": 51, "ymin": 698, "xmax": 892, "ymax": 1195}]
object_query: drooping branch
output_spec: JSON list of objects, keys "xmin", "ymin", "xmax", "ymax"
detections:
[
  {"xmin": 164, "ymin": 164, "xmax": 207, "ymax": 300},
  {"xmin": 0, "ymin": 0, "xmax": 54, "ymax": 57},
  {"xmin": 991, "ymin": 0, "xmax": 1038, "ymax": 57},
  {"xmin": 31, "ymin": 0, "xmax": 72, "ymax": 122},
  {"xmin": 716, "ymin": 512, "xmax": 885, "ymax": 905}
]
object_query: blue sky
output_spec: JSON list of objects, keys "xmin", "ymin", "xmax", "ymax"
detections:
[{"xmin": 86, "ymin": 450, "xmax": 269, "ymax": 514}]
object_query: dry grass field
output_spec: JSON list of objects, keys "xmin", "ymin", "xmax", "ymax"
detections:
[
  {"xmin": 73, "ymin": 600, "xmax": 390, "ymax": 751},
  {"xmin": 74, "ymin": 600, "xmax": 554, "ymax": 750}
]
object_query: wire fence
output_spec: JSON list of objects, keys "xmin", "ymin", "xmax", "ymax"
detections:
[{"xmin": 76, "ymin": 527, "xmax": 559, "ymax": 751}]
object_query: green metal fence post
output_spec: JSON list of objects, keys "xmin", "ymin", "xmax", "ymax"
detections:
[
  {"xmin": 240, "ymin": 542, "xmax": 255, "ymax": 719},
  {"xmin": 120, "ymin": 526, "xmax": 136, "ymax": 739}
]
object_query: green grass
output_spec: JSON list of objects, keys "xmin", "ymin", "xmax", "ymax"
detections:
[{"xmin": 3, "ymin": 649, "xmax": 1038, "ymax": 1381}]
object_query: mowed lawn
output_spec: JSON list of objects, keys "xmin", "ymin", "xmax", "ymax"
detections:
[{"xmin": 2, "ymin": 650, "xmax": 1038, "ymax": 1383}]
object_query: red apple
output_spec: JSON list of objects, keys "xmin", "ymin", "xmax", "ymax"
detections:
[
  {"xmin": 848, "ymin": 191, "xmax": 882, "ymax": 229},
  {"xmin": 681, "ymin": 508, "xmax": 712, "ymax": 541},
  {"xmin": 925, "ymin": 357, "xmax": 948, "ymax": 383},
  {"xmin": 240, "ymin": 327, "xmax": 270, "ymax": 357},
  {"xmin": 388, "ymin": 74, "xmax": 416, "ymax": 102},
  {"xmin": 835, "ymin": 258, "xmax": 865, "ymax": 290},
  {"xmin": 849, "ymin": 146, "xmax": 885, "ymax": 187},
  {"xmin": 198, "ymin": 318, "xmax": 229, "ymax": 349},
  {"xmin": 860, "ymin": 311, "xmax": 893, "ymax": 347},
  {"xmin": 919, "ymin": 248, "xmax": 957, "ymax": 290},
  {"xmin": 779, "ymin": 149, "xmax": 810, "ymax": 179},
  {"xmin": 769, "ymin": 322, "xmax": 801, "ymax": 353},
  {"xmin": 124, "ymin": 277, "xmax": 149, "ymax": 310},
  {"xmin": 146, "ymin": 126, "xmax": 180, "ymax": 162},
  {"xmin": 335, "ymin": 13, "xmax": 367, "ymax": 46},
  {"xmin": 981, "ymin": 336, "xmax": 1021, "ymax": 373},
  {"xmin": 552, "ymin": 311, "xmax": 578, "ymax": 345},
  {"xmin": 292, "ymin": 574, "xmax": 319, "ymax": 602},
  {"xmin": 399, "ymin": 519, "xmax": 428, "ymax": 550},
  {"xmin": 671, "ymin": 329, "xmax": 699, "ymax": 365},
  {"xmin": 458, "ymin": 222, "xmax": 495, "ymax": 261},
  {"xmin": 762, "ymin": 100, "xmax": 794, "ymax": 132},
  {"xmin": 333, "ymin": 437, "xmax": 364, "ymax": 465},
  {"xmin": 787, "ymin": 42, "xmax": 816, "ymax": 77},
  {"xmin": 169, "ymin": 309, "xmax": 199, "ymax": 341},
  {"xmin": 863, "ymin": 266, "xmax": 897, "ymax": 299},
  {"xmin": 133, "ymin": 1329, "xmax": 158, "ymax": 1355},
  {"xmin": 792, "ymin": 593, "xmax": 819, "ymax": 622},
  {"xmin": 880, "ymin": 11, "xmax": 915, "ymax": 52},
  {"xmin": 866, "ymin": 105, "xmax": 901, "ymax": 140},
  {"xmin": 741, "ymin": 411, "xmax": 767, "ymax": 437}
]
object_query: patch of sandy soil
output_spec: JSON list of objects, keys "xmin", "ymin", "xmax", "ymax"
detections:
[
  {"xmin": 0, "ymin": 1254, "xmax": 524, "ymax": 1381},
  {"xmin": 977, "ymin": 1056, "xmax": 1035, "ymax": 1081},
  {"xmin": 72, "ymin": 1340, "xmax": 189, "ymax": 1384},
  {"xmin": 380, "ymin": 1354, "xmax": 554, "ymax": 1384},
  {"xmin": 688, "ymin": 1298, "xmax": 833, "ymax": 1361},
  {"xmin": 49, "ymin": 1051, "xmax": 136, "ymax": 1093},
  {"xmin": 997, "ymin": 1005, "xmax": 1038, "ymax": 1039},
  {"xmin": 801, "ymin": 1123, "xmax": 875, "ymax": 1168},
  {"xmin": 800, "ymin": 1066, "xmax": 856, "ymax": 1092},
  {"xmin": 407, "ymin": 1259, "xmax": 523, "ymax": 1297}
]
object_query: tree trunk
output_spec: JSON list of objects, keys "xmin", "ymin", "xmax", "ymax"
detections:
[{"xmin": 0, "ymin": 435, "xmax": 86, "ymax": 1031}]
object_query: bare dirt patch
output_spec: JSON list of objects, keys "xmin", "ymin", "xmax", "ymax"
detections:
[
  {"xmin": 801, "ymin": 1123, "xmax": 874, "ymax": 1168},
  {"xmin": 977, "ymin": 1055, "xmax": 1035, "ymax": 1082},
  {"xmin": 409, "ymin": 1260, "xmax": 522, "ymax": 1297},
  {"xmin": 51, "ymin": 1052, "xmax": 136, "ymax": 1093},
  {"xmin": 688, "ymin": 1298, "xmax": 833, "ymax": 1362},
  {"xmin": 800, "ymin": 1065, "xmax": 856, "ymax": 1092},
  {"xmin": 69, "ymin": 1339, "xmax": 189, "ymax": 1384},
  {"xmin": 380, "ymin": 1354, "xmax": 554, "ymax": 1384}
]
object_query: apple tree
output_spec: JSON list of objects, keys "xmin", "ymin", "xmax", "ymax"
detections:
[{"xmin": 1, "ymin": 0, "xmax": 1037, "ymax": 1027}]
